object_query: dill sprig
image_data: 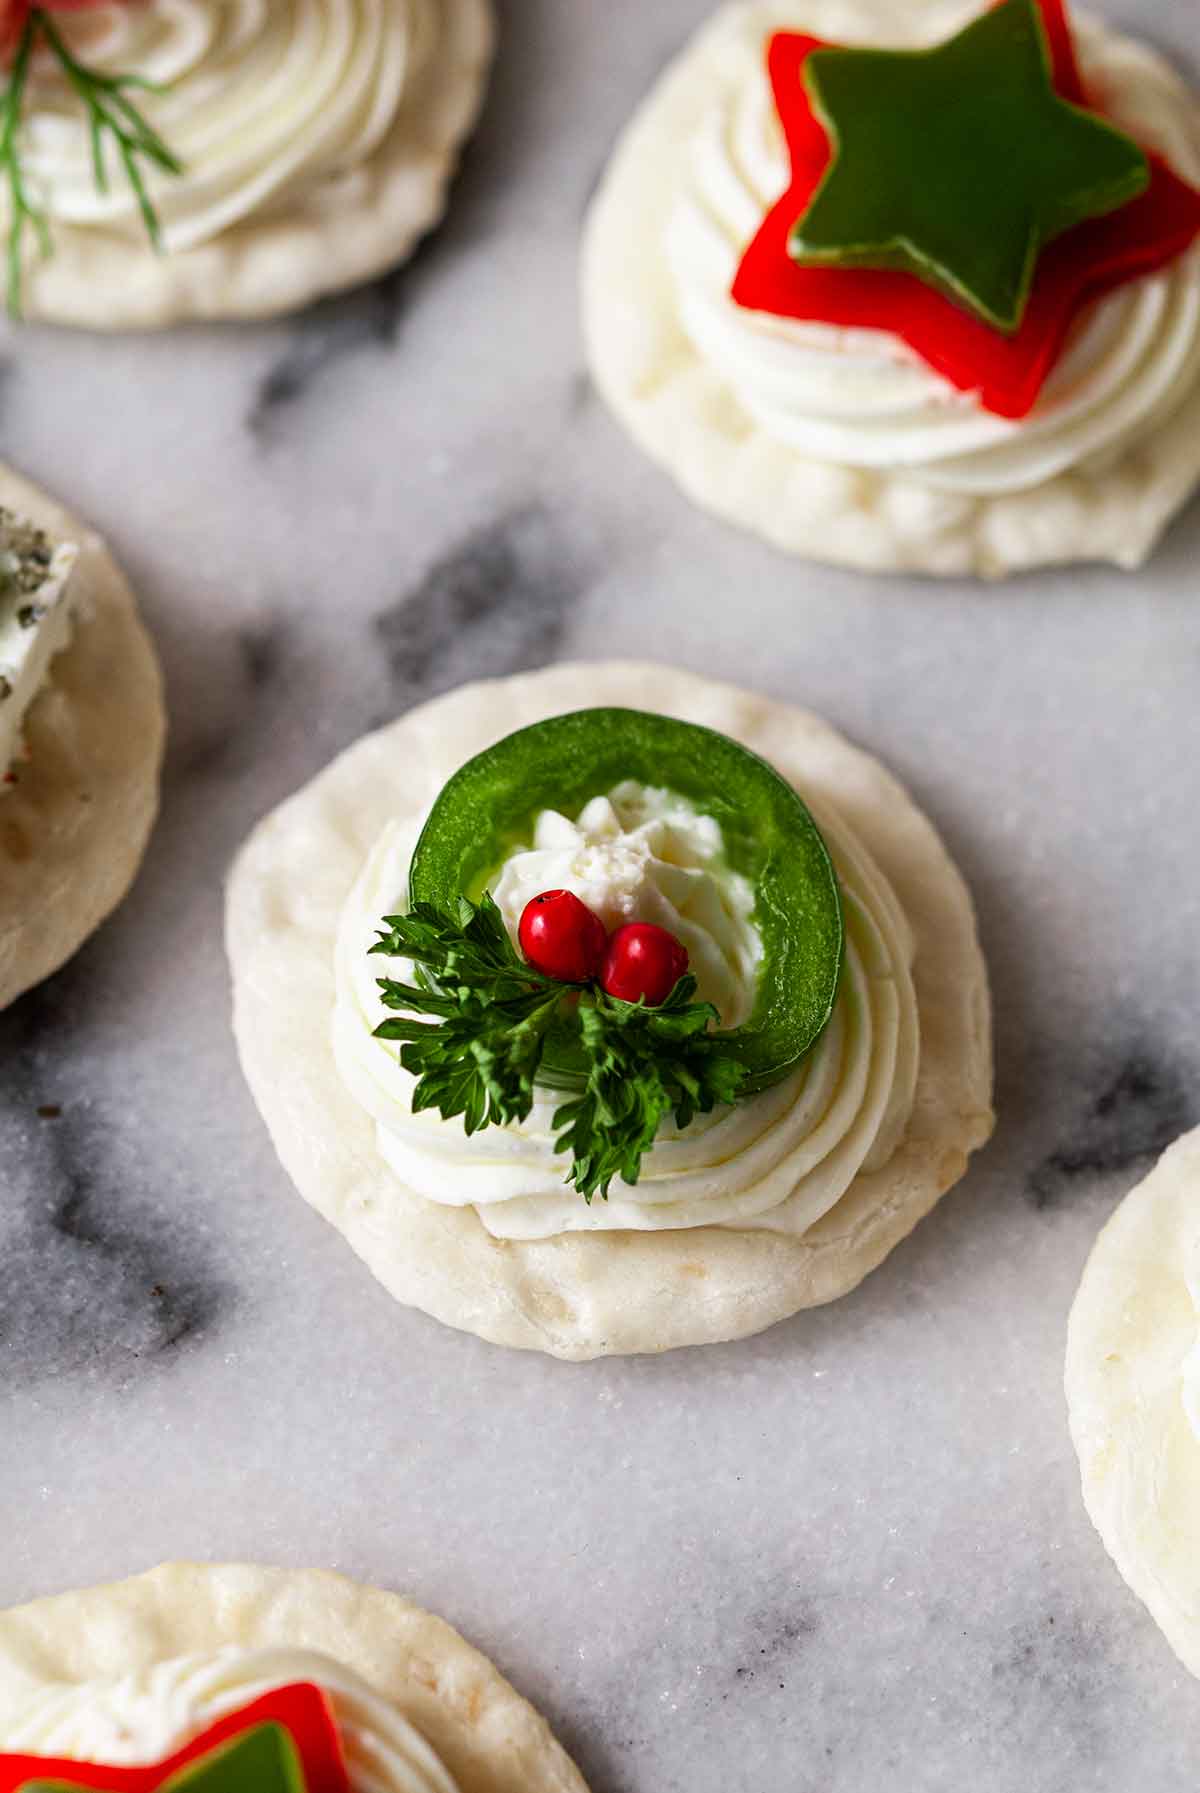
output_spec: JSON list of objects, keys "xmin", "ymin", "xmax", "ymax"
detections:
[
  {"xmin": 3, "ymin": 8, "xmax": 182, "ymax": 317},
  {"xmin": 1, "ymin": 22, "xmax": 48, "ymax": 318}
]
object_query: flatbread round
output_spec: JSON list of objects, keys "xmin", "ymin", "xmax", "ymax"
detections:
[
  {"xmin": 226, "ymin": 662, "xmax": 994, "ymax": 1359},
  {"xmin": 581, "ymin": 0, "xmax": 1200, "ymax": 579},
  {"xmin": 0, "ymin": 1562, "xmax": 587, "ymax": 1793},
  {"xmin": 1065, "ymin": 1127, "xmax": 1200, "ymax": 1680},
  {"xmin": 12, "ymin": 0, "xmax": 494, "ymax": 330},
  {"xmin": 0, "ymin": 465, "xmax": 164, "ymax": 1011}
]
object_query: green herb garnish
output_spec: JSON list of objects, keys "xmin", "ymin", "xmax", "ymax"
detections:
[
  {"xmin": 2, "ymin": 9, "xmax": 182, "ymax": 318},
  {"xmin": 371, "ymin": 894, "xmax": 746, "ymax": 1202}
]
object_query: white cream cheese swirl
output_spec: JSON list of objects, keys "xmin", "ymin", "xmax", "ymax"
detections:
[
  {"xmin": 490, "ymin": 783, "xmax": 762, "ymax": 1029},
  {"xmin": 0, "ymin": 1647, "xmax": 457, "ymax": 1793},
  {"xmin": 20, "ymin": 0, "xmax": 438, "ymax": 250},
  {"xmin": 664, "ymin": 7, "xmax": 1200, "ymax": 496},
  {"xmin": 333, "ymin": 780, "xmax": 919, "ymax": 1241}
]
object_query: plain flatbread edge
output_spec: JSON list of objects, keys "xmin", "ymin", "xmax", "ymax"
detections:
[
  {"xmin": 0, "ymin": 1562, "xmax": 588, "ymax": 1793},
  {"xmin": 1065, "ymin": 1126, "xmax": 1200, "ymax": 1681},
  {"xmin": 8, "ymin": 0, "xmax": 495, "ymax": 330},
  {"xmin": 580, "ymin": 0, "xmax": 1200, "ymax": 579},
  {"xmin": 0, "ymin": 464, "xmax": 164, "ymax": 1010},
  {"xmin": 226, "ymin": 662, "xmax": 994, "ymax": 1360}
]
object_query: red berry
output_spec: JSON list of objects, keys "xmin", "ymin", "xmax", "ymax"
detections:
[
  {"xmin": 518, "ymin": 890, "xmax": 608, "ymax": 984},
  {"xmin": 601, "ymin": 922, "xmax": 689, "ymax": 1007}
]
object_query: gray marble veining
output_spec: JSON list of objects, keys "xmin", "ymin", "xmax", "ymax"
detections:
[{"xmin": 3, "ymin": 3, "xmax": 1200, "ymax": 1789}]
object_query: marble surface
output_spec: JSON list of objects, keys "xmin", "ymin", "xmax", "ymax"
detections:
[{"xmin": 3, "ymin": 2, "xmax": 1200, "ymax": 1789}]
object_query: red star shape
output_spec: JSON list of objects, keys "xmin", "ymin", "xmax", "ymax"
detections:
[
  {"xmin": 730, "ymin": 0, "xmax": 1200, "ymax": 419},
  {"xmin": 0, "ymin": 1683, "xmax": 350, "ymax": 1793}
]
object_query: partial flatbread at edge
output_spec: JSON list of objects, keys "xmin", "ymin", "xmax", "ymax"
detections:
[
  {"xmin": 1066, "ymin": 1128, "xmax": 1200, "ymax": 1681},
  {"xmin": 581, "ymin": 0, "xmax": 1200, "ymax": 578},
  {"xmin": 0, "ymin": 1562, "xmax": 587, "ymax": 1793},
  {"xmin": 12, "ymin": 0, "xmax": 494, "ymax": 330},
  {"xmin": 227, "ymin": 662, "xmax": 994, "ymax": 1359},
  {"xmin": 0, "ymin": 465, "xmax": 164, "ymax": 1010}
]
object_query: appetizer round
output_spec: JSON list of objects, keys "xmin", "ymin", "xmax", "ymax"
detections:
[
  {"xmin": 2, "ymin": 0, "xmax": 495, "ymax": 329},
  {"xmin": 582, "ymin": 0, "xmax": 1200, "ymax": 578},
  {"xmin": 0, "ymin": 463, "xmax": 164, "ymax": 1011},
  {"xmin": 0, "ymin": 1561, "xmax": 587, "ymax": 1793},
  {"xmin": 227, "ymin": 663, "xmax": 994, "ymax": 1359},
  {"xmin": 1066, "ymin": 1127, "xmax": 1200, "ymax": 1681}
]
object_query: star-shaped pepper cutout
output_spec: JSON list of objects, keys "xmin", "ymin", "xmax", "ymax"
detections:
[
  {"xmin": 19, "ymin": 1725, "xmax": 302, "ymax": 1793},
  {"xmin": 791, "ymin": 0, "xmax": 1149, "ymax": 332},
  {"xmin": 0, "ymin": 1684, "xmax": 350, "ymax": 1793},
  {"xmin": 731, "ymin": 0, "xmax": 1200, "ymax": 418}
]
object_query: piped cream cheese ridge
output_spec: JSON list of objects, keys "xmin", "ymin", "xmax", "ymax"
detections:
[
  {"xmin": 0, "ymin": 1646, "xmax": 457, "ymax": 1793},
  {"xmin": 332, "ymin": 779, "xmax": 919, "ymax": 1242},
  {"xmin": 21, "ymin": 0, "xmax": 439, "ymax": 250},
  {"xmin": 665, "ymin": 5, "xmax": 1200, "ymax": 498}
]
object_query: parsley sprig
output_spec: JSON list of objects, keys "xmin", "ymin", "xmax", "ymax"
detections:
[
  {"xmin": 3, "ymin": 9, "xmax": 182, "ymax": 317},
  {"xmin": 371, "ymin": 894, "xmax": 746, "ymax": 1202}
]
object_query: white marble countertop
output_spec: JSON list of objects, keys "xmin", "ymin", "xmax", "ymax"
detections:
[{"xmin": 3, "ymin": 2, "xmax": 1200, "ymax": 1789}]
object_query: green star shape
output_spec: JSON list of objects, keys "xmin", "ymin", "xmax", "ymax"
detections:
[
  {"xmin": 788, "ymin": 0, "xmax": 1150, "ymax": 332},
  {"xmin": 20, "ymin": 1721, "xmax": 306, "ymax": 1793}
]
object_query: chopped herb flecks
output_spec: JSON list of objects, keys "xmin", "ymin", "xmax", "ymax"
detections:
[{"xmin": 0, "ymin": 506, "xmax": 56, "ymax": 598}]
